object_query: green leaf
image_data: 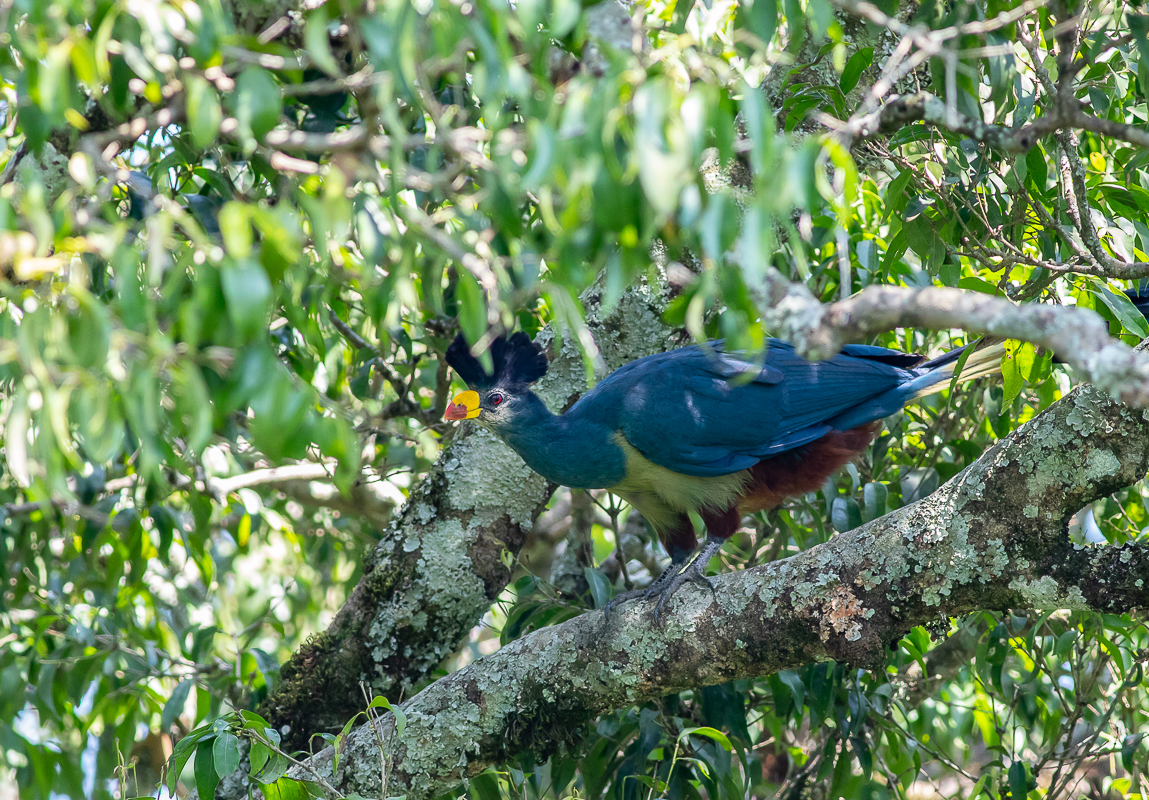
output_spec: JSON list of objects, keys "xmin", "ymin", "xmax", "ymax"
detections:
[
  {"xmin": 747, "ymin": 0, "xmax": 778, "ymax": 44},
  {"xmin": 1130, "ymin": 15, "xmax": 1149, "ymax": 72},
  {"xmin": 1087, "ymin": 278, "xmax": 1149, "ymax": 337},
  {"xmin": 882, "ymin": 230, "xmax": 908, "ymax": 273},
  {"xmin": 186, "ymin": 75, "xmax": 222, "ymax": 150},
  {"xmin": 831, "ymin": 496, "xmax": 862, "ymax": 532},
  {"xmin": 839, "ymin": 47, "xmax": 873, "ymax": 94},
  {"xmin": 248, "ymin": 740, "xmax": 270, "ymax": 779},
  {"xmin": 679, "ymin": 726, "xmax": 734, "ymax": 752},
  {"xmin": 220, "ymin": 260, "xmax": 272, "ymax": 341},
  {"xmin": 1008, "ymin": 760, "xmax": 1027, "ymax": 800},
  {"xmin": 218, "ymin": 202, "xmax": 252, "ymax": 260},
  {"xmin": 213, "ymin": 732, "xmax": 241, "ymax": 779},
  {"xmin": 849, "ymin": 733, "xmax": 872, "ymax": 778},
  {"xmin": 367, "ymin": 695, "xmax": 392, "ymax": 711},
  {"xmin": 903, "ymin": 214, "xmax": 939, "ymax": 260},
  {"xmin": 551, "ymin": 0, "xmax": 581, "ymax": 38},
  {"xmin": 957, "ymin": 276, "xmax": 1002, "ymax": 295},
  {"xmin": 255, "ymin": 751, "xmax": 289, "ymax": 785},
  {"xmin": 862, "ymin": 482, "xmax": 887, "ymax": 522},
  {"xmin": 783, "ymin": 0, "xmax": 806, "ymax": 51},
  {"xmin": 167, "ymin": 730, "xmax": 205, "ymax": 794},
  {"xmin": 262, "ymin": 777, "xmax": 310, "ymax": 800},
  {"xmin": 626, "ymin": 775, "xmax": 668, "ymax": 793},
  {"xmin": 881, "ymin": 171, "xmax": 912, "ymax": 220},
  {"xmin": 1016, "ymin": 341, "xmax": 1038, "ymax": 382},
  {"xmin": 170, "ymin": 362, "xmax": 213, "ymax": 456},
  {"xmin": 5, "ymin": 388, "xmax": 30, "ymax": 487},
  {"xmin": 393, "ymin": 704, "xmax": 408, "ymax": 739},
  {"xmin": 239, "ymin": 711, "xmax": 271, "ymax": 729},
  {"xmin": 584, "ymin": 567, "xmax": 612, "ymax": 610},
  {"xmin": 368, "ymin": 695, "xmax": 406, "ymax": 737},
  {"xmin": 332, "ymin": 712, "xmax": 361, "ymax": 774},
  {"xmin": 777, "ymin": 670, "xmax": 805, "ymax": 716},
  {"xmin": 306, "ymin": 8, "xmax": 342, "ymax": 77},
  {"xmin": 234, "ymin": 67, "xmax": 282, "ymax": 142},
  {"xmin": 162, "ymin": 680, "xmax": 193, "ymax": 732},
  {"xmin": 194, "ymin": 739, "xmax": 220, "ymax": 800},
  {"xmin": 1122, "ymin": 733, "xmax": 1144, "ymax": 773},
  {"xmin": 1001, "ymin": 340, "xmax": 1023, "ymax": 408},
  {"xmin": 455, "ymin": 268, "xmax": 487, "ymax": 351},
  {"xmin": 468, "ymin": 772, "xmax": 504, "ymax": 800},
  {"xmin": 1025, "ymin": 143, "xmax": 1048, "ymax": 190},
  {"xmin": 946, "ymin": 342, "xmax": 975, "ymax": 398}
]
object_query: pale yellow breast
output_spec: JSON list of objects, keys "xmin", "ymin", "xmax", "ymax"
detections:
[{"xmin": 606, "ymin": 434, "xmax": 749, "ymax": 533}]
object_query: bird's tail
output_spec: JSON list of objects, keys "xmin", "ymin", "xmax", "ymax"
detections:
[
  {"xmin": 904, "ymin": 341, "xmax": 1007, "ymax": 400},
  {"xmin": 824, "ymin": 340, "xmax": 1006, "ymax": 432}
]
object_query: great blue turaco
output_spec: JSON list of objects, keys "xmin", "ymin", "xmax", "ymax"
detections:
[{"xmin": 443, "ymin": 331, "xmax": 1006, "ymax": 618}]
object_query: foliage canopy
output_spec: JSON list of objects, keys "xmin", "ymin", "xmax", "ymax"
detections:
[{"xmin": 4, "ymin": 0, "xmax": 1149, "ymax": 797}]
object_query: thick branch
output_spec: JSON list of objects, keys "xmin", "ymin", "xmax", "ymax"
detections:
[
  {"xmin": 294, "ymin": 382, "xmax": 1149, "ymax": 799},
  {"xmin": 839, "ymin": 91, "xmax": 1060, "ymax": 153},
  {"xmin": 767, "ymin": 284, "xmax": 1149, "ymax": 407},
  {"xmin": 839, "ymin": 91, "xmax": 1149, "ymax": 158}
]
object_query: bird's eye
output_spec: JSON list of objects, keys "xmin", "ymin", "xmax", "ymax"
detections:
[{"xmin": 490, "ymin": 392, "xmax": 505, "ymax": 407}]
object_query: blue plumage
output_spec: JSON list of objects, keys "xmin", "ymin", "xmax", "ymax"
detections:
[
  {"xmin": 444, "ymin": 333, "xmax": 985, "ymax": 617},
  {"xmin": 603, "ymin": 341, "xmax": 925, "ymax": 476}
]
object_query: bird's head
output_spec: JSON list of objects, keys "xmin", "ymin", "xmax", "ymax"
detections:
[{"xmin": 443, "ymin": 332, "xmax": 548, "ymax": 430}]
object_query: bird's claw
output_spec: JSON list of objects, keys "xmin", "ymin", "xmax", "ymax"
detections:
[
  {"xmin": 651, "ymin": 548, "xmax": 719, "ymax": 621},
  {"xmin": 602, "ymin": 537, "xmax": 724, "ymax": 623},
  {"xmin": 603, "ymin": 568, "xmax": 675, "ymax": 622}
]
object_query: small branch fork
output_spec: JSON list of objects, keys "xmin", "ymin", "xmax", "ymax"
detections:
[
  {"xmin": 828, "ymin": 0, "xmax": 1149, "ymax": 280},
  {"xmin": 326, "ymin": 310, "xmax": 451, "ymax": 426}
]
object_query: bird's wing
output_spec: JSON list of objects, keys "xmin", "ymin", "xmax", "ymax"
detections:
[{"xmin": 604, "ymin": 341, "xmax": 917, "ymax": 477}]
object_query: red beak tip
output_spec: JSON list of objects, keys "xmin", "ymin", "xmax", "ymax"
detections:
[{"xmin": 444, "ymin": 403, "xmax": 466, "ymax": 421}]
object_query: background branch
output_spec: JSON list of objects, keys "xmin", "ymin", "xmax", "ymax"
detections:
[{"xmin": 769, "ymin": 284, "xmax": 1149, "ymax": 406}]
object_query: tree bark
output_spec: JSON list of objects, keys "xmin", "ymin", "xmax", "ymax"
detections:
[{"xmin": 285, "ymin": 381, "xmax": 1149, "ymax": 799}]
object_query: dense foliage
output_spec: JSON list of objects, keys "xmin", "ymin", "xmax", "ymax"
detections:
[{"xmin": 4, "ymin": 0, "xmax": 1149, "ymax": 797}]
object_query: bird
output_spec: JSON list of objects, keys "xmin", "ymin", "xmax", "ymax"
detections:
[{"xmin": 443, "ymin": 332, "xmax": 1003, "ymax": 618}]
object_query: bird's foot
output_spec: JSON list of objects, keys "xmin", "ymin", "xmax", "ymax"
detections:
[
  {"xmin": 602, "ymin": 566, "xmax": 676, "ymax": 622},
  {"xmin": 651, "ymin": 537, "xmax": 723, "ymax": 622},
  {"xmin": 602, "ymin": 537, "xmax": 724, "ymax": 623}
]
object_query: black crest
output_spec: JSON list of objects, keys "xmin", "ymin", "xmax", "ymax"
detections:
[{"xmin": 445, "ymin": 332, "xmax": 548, "ymax": 389}]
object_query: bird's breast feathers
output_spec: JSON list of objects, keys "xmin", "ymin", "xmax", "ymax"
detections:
[{"xmin": 606, "ymin": 433, "xmax": 749, "ymax": 532}]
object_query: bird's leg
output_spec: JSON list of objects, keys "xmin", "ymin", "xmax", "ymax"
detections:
[
  {"xmin": 646, "ymin": 504, "xmax": 740, "ymax": 620},
  {"xmin": 603, "ymin": 514, "xmax": 697, "ymax": 622},
  {"xmin": 602, "ymin": 562, "xmax": 681, "ymax": 621},
  {"xmin": 603, "ymin": 536, "xmax": 725, "ymax": 622},
  {"xmin": 650, "ymin": 535, "xmax": 725, "ymax": 621}
]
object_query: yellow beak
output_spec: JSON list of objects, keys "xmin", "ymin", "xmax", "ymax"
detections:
[{"xmin": 444, "ymin": 390, "xmax": 481, "ymax": 420}]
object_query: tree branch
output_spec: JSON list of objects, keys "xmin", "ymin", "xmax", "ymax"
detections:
[
  {"xmin": 766, "ymin": 283, "xmax": 1149, "ymax": 407},
  {"xmin": 287, "ymin": 381, "xmax": 1149, "ymax": 799},
  {"xmin": 830, "ymin": 4, "xmax": 1149, "ymax": 280},
  {"xmin": 837, "ymin": 90, "xmax": 1149, "ymax": 160}
]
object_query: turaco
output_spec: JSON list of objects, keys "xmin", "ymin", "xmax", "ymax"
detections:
[{"xmin": 443, "ymin": 332, "xmax": 1001, "ymax": 618}]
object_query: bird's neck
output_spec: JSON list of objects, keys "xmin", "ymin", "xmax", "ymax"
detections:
[{"xmin": 494, "ymin": 394, "xmax": 626, "ymax": 489}]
